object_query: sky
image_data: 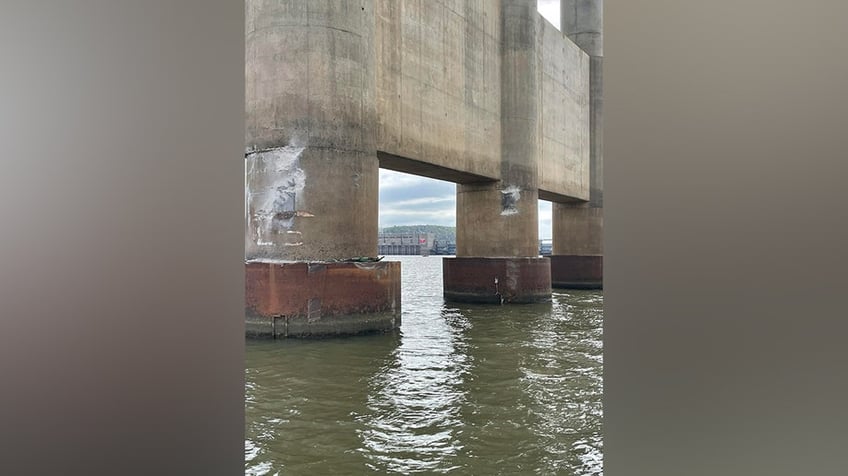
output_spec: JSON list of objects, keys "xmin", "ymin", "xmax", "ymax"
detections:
[{"xmin": 378, "ymin": 2, "xmax": 560, "ymax": 240}]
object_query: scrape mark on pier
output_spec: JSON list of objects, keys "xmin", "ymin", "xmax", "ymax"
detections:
[
  {"xmin": 246, "ymin": 145, "xmax": 307, "ymax": 248},
  {"xmin": 501, "ymin": 185, "xmax": 521, "ymax": 215}
]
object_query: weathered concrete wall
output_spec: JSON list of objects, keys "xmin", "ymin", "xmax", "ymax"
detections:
[
  {"xmin": 374, "ymin": 0, "xmax": 590, "ymax": 201},
  {"xmin": 537, "ymin": 16, "xmax": 590, "ymax": 202},
  {"xmin": 553, "ymin": 0, "xmax": 603, "ymax": 256},
  {"xmin": 559, "ymin": 0, "xmax": 602, "ymax": 206},
  {"xmin": 375, "ymin": 0, "xmax": 502, "ymax": 183}
]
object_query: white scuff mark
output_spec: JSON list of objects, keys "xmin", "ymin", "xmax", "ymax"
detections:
[
  {"xmin": 501, "ymin": 185, "xmax": 521, "ymax": 216},
  {"xmin": 283, "ymin": 230, "xmax": 303, "ymax": 247},
  {"xmin": 246, "ymin": 146, "xmax": 307, "ymax": 248},
  {"xmin": 353, "ymin": 262, "xmax": 382, "ymax": 270}
]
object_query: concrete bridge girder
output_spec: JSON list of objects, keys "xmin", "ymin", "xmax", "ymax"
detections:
[{"xmin": 374, "ymin": 0, "xmax": 591, "ymax": 202}]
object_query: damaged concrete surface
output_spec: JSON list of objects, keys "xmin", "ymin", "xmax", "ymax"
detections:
[{"xmin": 245, "ymin": 146, "xmax": 307, "ymax": 252}]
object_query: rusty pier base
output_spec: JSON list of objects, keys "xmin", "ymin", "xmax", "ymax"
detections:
[
  {"xmin": 550, "ymin": 255, "xmax": 603, "ymax": 289},
  {"xmin": 442, "ymin": 257, "xmax": 551, "ymax": 304},
  {"xmin": 245, "ymin": 260, "xmax": 401, "ymax": 338}
]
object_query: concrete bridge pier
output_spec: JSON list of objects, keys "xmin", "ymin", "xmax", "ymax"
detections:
[
  {"xmin": 444, "ymin": 0, "xmax": 552, "ymax": 304},
  {"xmin": 244, "ymin": 0, "xmax": 400, "ymax": 337},
  {"xmin": 552, "ymin": 0, "xmax": 603, "ymax": 289}
]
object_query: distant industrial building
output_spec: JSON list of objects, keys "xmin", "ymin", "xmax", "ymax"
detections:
[
  {"xmin": 431, "ymin": 240, "xmax": 456, "ymax": 255},
  {"xmin": 378, "ymin": 232, "xmax": 435, "ymax": 255},
  {"xmin": 539, "ymin": 239, "xmax": 552, "ymax": 256}
]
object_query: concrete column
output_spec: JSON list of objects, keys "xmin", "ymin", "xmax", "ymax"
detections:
[
  {"xmin": 445, "ymin": 0, "xmax": 551, "ymax": 304},
  {"xmin": 246, "ymin": 0, "xmax": 378, "ymax": 262},
  {"xmin": 244, "ymin": 1, "xmax": 400, "ymax": 337},
  {"xmin": 552, "ymin": 0, "xmax": 603, "ymax": 289}
]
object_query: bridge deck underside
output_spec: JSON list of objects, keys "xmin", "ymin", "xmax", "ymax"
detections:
[
  {"xmin": 378, "ymin": 151, "xmax": 494, "ymax": 185},
  {"xmin": 379, "ymin": 151, "xmax": 587, "ymax": 204}
]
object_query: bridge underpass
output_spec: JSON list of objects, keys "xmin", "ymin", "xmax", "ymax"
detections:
[{"xmin": 244, "ymin": 0, "xmax": 602, "ymax": 337}]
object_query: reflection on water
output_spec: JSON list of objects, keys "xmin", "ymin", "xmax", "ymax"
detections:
[{"xmin": 246, "ymin": 256, "xmax": 602, "ymax": 475}]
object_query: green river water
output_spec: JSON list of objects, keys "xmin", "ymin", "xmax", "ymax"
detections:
[{"xmin": 246, "ymin": 255, "xmax": 603, "ymax": 475}]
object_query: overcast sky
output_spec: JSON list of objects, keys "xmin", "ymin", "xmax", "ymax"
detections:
[{"xmin": 378, "ymin": 2, "xmax": 560, "ymax": 239}]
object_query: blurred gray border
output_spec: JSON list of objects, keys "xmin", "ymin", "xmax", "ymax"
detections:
[
  {"xmin": 605, "ymin": 0, "xmax": 848, "ymax": 474},
  {"xmin": 0, "ymin": 1, "xmax": 244, "ymax": 474},
  {"xmin": 2, "ymin": 1, "xmax": 847, "ymax": 475}
]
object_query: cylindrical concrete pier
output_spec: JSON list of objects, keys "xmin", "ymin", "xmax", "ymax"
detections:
[
  {"xmin": 245, "ymin": 1, "xmax": 400, "ymax": 336},
  {"xmin": 445, "ymin": 0, "xmax": 551, "ymax": 304},
  {"xmin": 245, "ymin": 260, "xmax": 401, "ymax": 338},
  {"xmin": 553, "ymin": 0, "xmax": 603, "ymax": 289},
  {"xmin": 444, "ymin": 257, "xmax": 551, "ymax": 304}
]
